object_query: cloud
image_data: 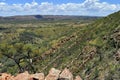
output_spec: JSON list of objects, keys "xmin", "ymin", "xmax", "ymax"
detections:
[{"xmin": 0, "ymin": 0, "xmax": 120, "ymax": 16}]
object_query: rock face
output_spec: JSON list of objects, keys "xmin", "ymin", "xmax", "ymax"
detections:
[
  {"xmin": 45, "ymin": 68, "xmax": 61, "ymax": 80},
  {"xmin": 59, "ymin": 68, "xmax": 73, "ymax": 80},
  {"xmin": 0, "ymin": 68, "xmax": 82, "ymax": 80}
]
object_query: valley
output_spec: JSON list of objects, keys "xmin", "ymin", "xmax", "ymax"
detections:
[{"xmin": 0, "ymin": 11, "xmax": 120, "ymax": 80}]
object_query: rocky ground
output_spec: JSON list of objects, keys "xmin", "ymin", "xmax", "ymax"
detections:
[{"xmin": 0, "ymin": 68, "xmax": 82, "ymax": 80}]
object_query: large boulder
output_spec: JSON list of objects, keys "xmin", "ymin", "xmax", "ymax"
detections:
[
  {"xmin": 74, "ymin": 76, "xmax": 82, "ymax": 80},
  {"xmin": 45, "ymin": 68, "xmax": 61, "ymax": 80},
  {"xmin": 30, "ymin": 73, "xmax": 44, "ymax": 80},
  {"xmin": 59, "ymin": 68, "xmax": 73, "ymax": 80},
  {"xmin": 14, "ymin": 71, "xmax": 30, "ymax": 80},
  {"xmin": 0, "ymin": 73, "xmax": 14, "ymax": 80}
]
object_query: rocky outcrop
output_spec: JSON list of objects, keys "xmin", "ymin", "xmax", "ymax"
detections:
[{"xmin": 0, "ymin": 68, "xmax": 82, "ymax": 80}]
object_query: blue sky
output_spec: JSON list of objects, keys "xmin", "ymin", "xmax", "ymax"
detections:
[
  {"xmin": 0, "ymin": 0, "xmax": 120, "ymax": 16},
  {"xmin": 1, "ymin": 0, "xmax": 120, "ymax": 4}
]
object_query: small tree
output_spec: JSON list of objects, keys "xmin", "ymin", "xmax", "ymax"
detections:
[{"xmin": 0, "ymin": 43, "xmax": 39, "ymax": 73}]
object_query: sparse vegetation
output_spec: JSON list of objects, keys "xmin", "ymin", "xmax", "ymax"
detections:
[{"xmin": 0, "ymin": 11, "xmax": 120, "ymax": 80}]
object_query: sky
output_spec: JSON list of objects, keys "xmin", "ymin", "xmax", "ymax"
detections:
[{"xmin": 0, "ymin": 0, "xmax": 120, "ymax": 16}]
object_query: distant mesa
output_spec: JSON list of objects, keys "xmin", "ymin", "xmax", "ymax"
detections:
[{"xmin": 34, "ymin": 15, "xmax": 43, "ymax": 19}]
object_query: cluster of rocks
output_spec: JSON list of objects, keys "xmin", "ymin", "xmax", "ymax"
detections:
[
  {"xmin": 115, "ymin": 49, "xmax": 120, "ymax": 61},
  {"xmin": 0, "ymin": 68, "xmax": 82, "ymax": 80}
]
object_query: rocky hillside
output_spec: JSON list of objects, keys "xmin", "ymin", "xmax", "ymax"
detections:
[
  {"xmin": 35, "ymin": 11, "xmax": 120, "ymax": 80},
  {"xmin": 40, "ymin": 11, "xmax": 120, "ymax": 79}
]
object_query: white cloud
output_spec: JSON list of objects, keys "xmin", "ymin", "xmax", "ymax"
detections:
[
  {"xmin": 24, "ymin": 2, "xmax": 38, "ymax": 11},
  {"xmin": 0, "ymin": 0, "xmax": 120, "ymax": 16}
]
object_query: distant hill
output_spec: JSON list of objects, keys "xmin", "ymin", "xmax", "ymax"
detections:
[{"xmin": 0, "ymin": 15, "xmax": 100, "ymax": 21}]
